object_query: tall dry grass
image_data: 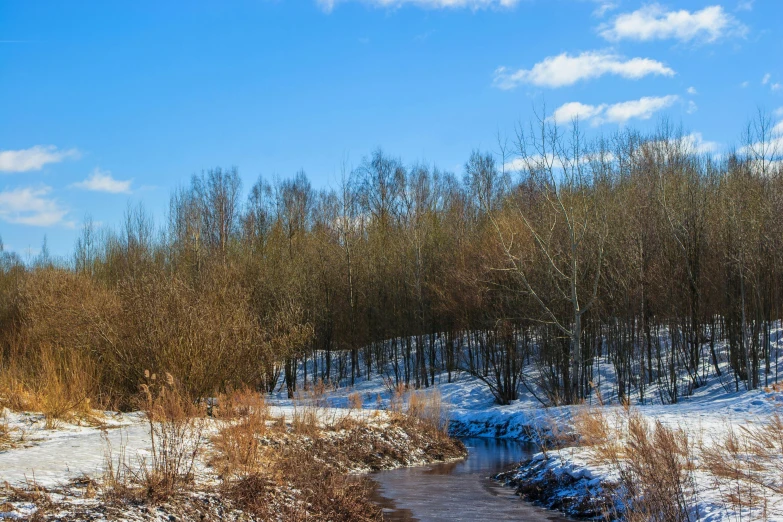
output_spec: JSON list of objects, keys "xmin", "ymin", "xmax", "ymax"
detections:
[
  {"xmin": 0, "ymin": 342, "xmax": 98, "ymax": 428},
  {"xmin": 101, "ymin": 372, "xmax": 206, "ymax": 501},
  {"xmin": 208, "ymin": 384, "xmax": 383, "ymax": 521},
  {"xmin": 291, "ymin": 379, "xmax": 335, "ymax": 435},
  {"xmin": 617, "ymin": 416, "xmax": 696, "ymax": 522},
  {"xmin": 701, "ymin": 413, "xmax": 783, "ymax": 519},
  {"xmin": 136, "ymin": 371, "xmax": 206, "ymax": 498},
  {"xmin": 388, "ymin": 385, "xmax": 451, "ymax": 440},
  {"xmin": 569, "ymin": 405, "xmax": 697, "ymax": 521},
  {"xmin": 209, "ymin": 387, "xmax": 270, "ymax": 477}
]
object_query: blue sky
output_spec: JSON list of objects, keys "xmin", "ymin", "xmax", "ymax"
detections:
[{"xmin": 1, "ymin": 0, "xmax": 781, "ymax": 258}]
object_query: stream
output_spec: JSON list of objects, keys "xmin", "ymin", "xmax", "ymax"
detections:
[{"xmin": 371, "ymin": 437, "xmax": 570, "ymax": 521}]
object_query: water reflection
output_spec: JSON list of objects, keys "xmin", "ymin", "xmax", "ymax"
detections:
[{"xmin": 371, "ymin": 437, "xmax": 570, "ymax": 521}]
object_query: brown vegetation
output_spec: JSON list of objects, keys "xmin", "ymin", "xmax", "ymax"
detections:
[
  {"xmin": 701, "ymin": 412, "xmax": 783, "ymax": 518},
  {"xmin": 1, "ymin": 116, "xmax": 783, "ymax": 413}
]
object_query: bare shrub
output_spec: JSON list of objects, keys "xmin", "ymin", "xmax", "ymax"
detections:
[{"xmin": 3, "ymin": 268, "xmax": 118, "ymax": 410}]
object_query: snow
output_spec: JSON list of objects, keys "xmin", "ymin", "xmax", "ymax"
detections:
[
  {"xmin": 0, "ymin": 329, "xmax": 781, "ymax": 520},
  {"xmin": 277, "ymin": 330, "xmax": 783, "ymax": 521},
  {"xmin": 0, "ymin": 410, "xmax": 150, "ymax": 488}
]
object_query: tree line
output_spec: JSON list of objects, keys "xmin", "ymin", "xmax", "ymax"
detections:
[{"xmin": 1, "ymin": 112, "xmax": 781, "ymax": 408}]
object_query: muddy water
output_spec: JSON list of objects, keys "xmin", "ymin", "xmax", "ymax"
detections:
[{"xmin": 371, "ymin": 437, "xmax": 570, "ymax": 521}]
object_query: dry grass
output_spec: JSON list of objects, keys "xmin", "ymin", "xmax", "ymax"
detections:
[
  {"xmin": 0, "ymin": 345, "xmax": 98, "ymax": 429},
  {"xmin": 572, "ymin": 403, "xmax": 611, "ymax": 448},
  {"xmin": 101, "ymin": 372, "xmax": 206, "ymax": 502},
  {"xmin": 209, "ymin": 387, "xmax": 270, "ymax": 477},
  {"xmin": 0, "ymin": 478, "xmax": 54, "ymax": 520},
  {"xmin": 212, "ymin": 385, "xmax": 270, "ymax": 421},
  {"xmin": 214, "ymin": 405, "xmax": 374, "ymax": 519},
  {"xmin": 616, "ymin": 415, "xmax": 696, "ymax": 522},
  {"xmin": 290, "ymin": 379, "xmax": 337, "ymax": 434},
  {"xmin": 537, "ymin": 401, "xmax": 783, "ymax": 521},
  {"xmin": 331, "ymin": 391, "xmax": 366, "ymax": 431},
  {"xmin": 136, "ymin": 371, "xmax": 206, "ymax": 499},
  {"xmin": 223, "ymin": 452, "xmax": 382, "ymax": 522},
  {"xmin": 567, "ymin": 405, "xmax": 698, "ymax": 521},
  {"xmin": 0, "ymin": 410, "xmax": 11, "ymax": 449},
  {"xmin": 387, "ymin": 386, "xmax": 451, "ymax": 441},
  {"xmin": 207, "ymin": 383, "xmax": 463, "ymax": 521},
  {"xmin": 700, "ymin": 412, "xmax": 783, "ymax": 519},
  {"xmin": 348, "ymin": 391, "xmax": 363, "ymax": 411}
]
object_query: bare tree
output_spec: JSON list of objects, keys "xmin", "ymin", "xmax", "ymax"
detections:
[{"xmin": 487, "ymin": 112, "xmax": 607, "ymax": 404}]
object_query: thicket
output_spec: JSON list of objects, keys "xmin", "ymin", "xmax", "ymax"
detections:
[{"xmin": 1, "ymin": 113, "xmax": 781, "ymax": 409}]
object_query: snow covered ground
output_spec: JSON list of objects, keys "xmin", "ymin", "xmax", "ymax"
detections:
[
  {"xmin": 0, "ymin": 410, "xmax": 151, "ymax": 488},
  {"xmin": 271, "ymin": 333, "xmax": 783, "ymax": 521},
  {"xmin": 0, "ymin": 405, "xmax": 378, "ymax": 489},
  {"xmin": 1, "ymin": 330, "xmax": 781, "ymax": 520}
]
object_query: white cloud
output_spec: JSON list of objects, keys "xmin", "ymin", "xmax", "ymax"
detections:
[
  {"xmin": 740, "ymin": 81, "xmax": 749, "ymax": 88},
  {"xmin": 0, "ymin": 186, "xmax": 68, "ymax": 226},
  {"xmin": 772, "ymin": 83, "xmax": 781, "ymax": 92},
  {"xmin": 0, "ymin": 145, "xmax": 80, "ymax": 173},
  {"xmin": 551, "ymin": 102, "xmax": 608, "ymax": 123},
  {"xmin": 687, "ymin": 100, "xmax": 698, "ymax": 114},
  {"xmin": 687, "ymin": 86, "xmax": 698, "ymax": 95},
  {"xmin": 762, "ymin": 73, "xmax": 771, "ymax": 85},
  {"xmin": 679, "ymin": 132, "xmax": 719, "ymax": 154},
  {"xmin": 318, "ymin": 0, "xmax": 518, "ymax": 11},
  {"xmin": 603, "ymin": 95, "xmax": 679, "ymax": 123},
  {"xmin": 71, "ymin": 168, "xmax": 133, "ymax": 194},
  {"xmin": 551, "ymin": 95, "xmax": 679, "ymax": 126},
  {"xmin": 493, "ymin": 50, "xmax": 674, "ymax": 89},
  {"xmin": 592, "ymin": 1, "xmax": 618, "ymax": 17},
  {"xmin": 774, "ymin": 107, "xmax": 783, "ymax": 118},
  {"xmin": 736, "ymin": 0, "xmax": 753, "ymax": 11},
  {"xmin": 600, "ymin": 4, "xmax": 747, "ymax": 43}
]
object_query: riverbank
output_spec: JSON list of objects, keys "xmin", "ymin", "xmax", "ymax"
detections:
[
  {"xmin": 0, "ymin": 389, "xmax": 465, "ymax": 520},
  {"xmin": 492, "ymin": 385, "xmax": 783, "ymax": 521},
  {"xmin": 267, "ymin": 358, "xmax": 783, "ymax": 521},
  {"xmin": 3, "ymin": 349, "xmax": 782, "ymax": 521},
  {"xmin": 447, "ymin": 377, "xmax": 783, "ymax": 521}
]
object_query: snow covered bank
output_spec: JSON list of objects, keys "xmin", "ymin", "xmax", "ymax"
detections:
[
  {"xmin": 275, "ymin": 354, "xmax": 783, "ymax": 521},
  {"xmin": 0, "ymin": 397, "xmax": 464, "ymax": 520}
]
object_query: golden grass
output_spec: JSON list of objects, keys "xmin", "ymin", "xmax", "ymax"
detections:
[
  {"xmin": 209, "ymin": 387, "xmax": 270, "ymax": 477},
  {"xmin": 567, "ymin": 405, "xmax": 697, "ymax": 521},
  {"xmin": 0, "ymin": 344, "xmax": 98, "ymax": 429},
  {"xmin": 101, "ymin": 372, "xmax": 206, "ymax": 502},
  {"xmin": 700, "ymin": 412, "xmax": 783, "ymax": 518}
]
